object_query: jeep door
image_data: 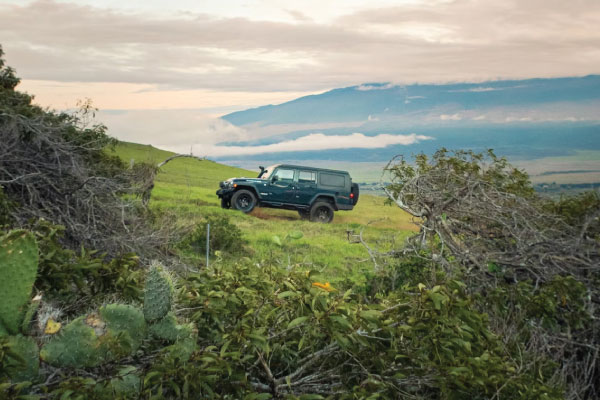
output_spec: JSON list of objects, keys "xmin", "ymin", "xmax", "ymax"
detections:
[
  {"xmin": 295, "ymin": 170, "xmax": 317, "ymax": 204},
  {"xmin": 268, "ymin": 167, "xmax": 296, "ymax": 203}
]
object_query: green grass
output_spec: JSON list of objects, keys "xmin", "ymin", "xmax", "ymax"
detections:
[{"xmin": 110, "ymin": 142, "xmax": 416, "ymax": 288}]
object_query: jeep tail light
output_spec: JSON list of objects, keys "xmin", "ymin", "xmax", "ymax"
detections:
[{"xmin": 350, "ymin": 193, "xmax": 354, "ymax": 198}]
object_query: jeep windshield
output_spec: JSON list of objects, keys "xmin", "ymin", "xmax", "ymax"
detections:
[{"xmin": 258, "ymin": 164, "xmax": 280, "ymax": 180}]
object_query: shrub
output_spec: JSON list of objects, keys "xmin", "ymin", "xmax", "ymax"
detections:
[{"xmin": 179, "ymin": 214, "xmax": 245, "ymax": 258}]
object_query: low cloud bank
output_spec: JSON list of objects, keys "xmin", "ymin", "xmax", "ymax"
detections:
[{"xmin": 173, "ymin": 132, "xmax": 432, "ymax": 157}]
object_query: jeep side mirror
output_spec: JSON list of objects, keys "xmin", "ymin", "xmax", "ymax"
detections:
[{"xmin": 271, "ymin": 175, "xmax": 279, "ymax": 182}]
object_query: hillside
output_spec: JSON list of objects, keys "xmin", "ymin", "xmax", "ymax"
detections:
[{"xmin": 110, "ymin": 141, "xmax": 417, "ymax": 279}]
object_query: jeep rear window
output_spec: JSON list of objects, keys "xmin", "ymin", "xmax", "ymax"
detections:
[
  {"xmin": 274, "ymin": 168, "xmax": 295, "ymax": 181},
  {"xmin": 298, "ymin": 171, "xmax": 316, "ymax": 183},
  {"xmin": 320, "ymin": 173, "xmax": 345, "ymax": 187}
]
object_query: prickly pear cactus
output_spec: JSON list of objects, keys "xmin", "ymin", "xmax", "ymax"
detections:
[
  {"xmin": 1, "ymin": 334, "xmax": 39, "ymax": 382},
  {"xmin": 40, "ymin": 316, "xmax": 104, "ymax": 368},
  {"xmin": 149, "ymin": 312, "xmax": 194, "ymax": 342},
  {"xmin": 143, "ymin": 264, "xmax": 174, "ymax": 322},
  {"xmin": 0, "ymin": 230, "xmax": 38, "ymax": 336},
  {"xmin": 99, "ymin": 304, "xmax": 147, "ymax": 354},
  {"xmin": 40, "ymin": 304, "xmax": 146, "ymax": 368}
]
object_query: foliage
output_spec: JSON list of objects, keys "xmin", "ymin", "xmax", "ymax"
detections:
[
  {"xmin": 32, "ymin": 219, "xmax": 144, "ymax": 304},
  {"xmin": 0, "ymin": 187, "xmax": 14, "ymax": 227},
  {"xmin": 0, "ymin": 334, "xmax": 39, "ymax": 383},
  {"xmin": 127, "ymin": 256, "xmax": 560, "ymax": 398},
  {"xmin": 179, "ymin": 213, "xmax": 245, "ymax": 259},
  {"xmin": 0, "ymin": 230, "xmax": 38, "ymax": 336},
  {"xmin": 149, "ymin": 312, "xmax": 195, "ymax": 342},
  {"xmin": 546, "ymin": 190, "xmax": 600, "ymax": 240},
  {"xmin": 384, "ymin": 149, "xmax": 600, "ymax": 399}
]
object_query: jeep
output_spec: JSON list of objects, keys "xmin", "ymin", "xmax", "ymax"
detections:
[{"xmin": 216, "ymin": 164, "xmax": 359, "ymax": 223}]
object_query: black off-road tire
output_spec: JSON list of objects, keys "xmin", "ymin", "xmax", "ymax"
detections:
[
  {"xmin": 309, "ymin": 201, "xmax": 334, "ymax": 223},
  {"xmin": 231, "ymin": 189, "xmax": 256, "ymax": 213},
  {"xmin": 298, "ymin": 209, "xmax": 310, "ymax": 220}
]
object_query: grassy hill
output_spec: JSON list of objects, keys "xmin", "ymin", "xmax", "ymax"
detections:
[{"xmin": 111, "ymin": 142, "xmax": 416, "ymax": 287}]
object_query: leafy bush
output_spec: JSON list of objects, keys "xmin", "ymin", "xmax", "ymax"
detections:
[
  {"xmin": 30, "ymin": 220, "xmax": 144, "ymax": 305},
  {"xmin": 179, "ymin": 214, "xmax": 245, "ymax": 258}
]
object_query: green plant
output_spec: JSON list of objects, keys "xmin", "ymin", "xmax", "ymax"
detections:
[
  {"xmin": 94, "ymin": 366, "xmax": 141, "ymax": 400},
  {"xmin": 32, "ymin": 220, "xmax": 145, "ymax": 303},
  {"xmin": 0, "ymin": 334, "xmax": 39, "ymax": 383},
  {"xmin": 0, "ymin": 230, "xmax": 38, "ymax": 336},
  {"xmin": 0, "ymin": 187, "xmax": 14, "ymax": 227},
  {"xmin": 143, "ymin": 264, "xmax": 174, "ymax": 322},
  {"xmin": 179, "ymin": 214, "xmax": 245, "ymax": 257},
  {"xmin": 40, "ymin": 304, "xmax": 146, "ymax": 368},
  {"xmin": 149, "ymin": 312, "xmax": 194, "ymax": 342}
]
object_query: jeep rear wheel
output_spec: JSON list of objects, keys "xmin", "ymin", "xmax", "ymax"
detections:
[
  {"xmin": 232, "ymin": 190, "xmax": 256, "ymax": 213},
  {"xmin": 310, "ymin": 201, "xmax": 334, "ymax": 223}
]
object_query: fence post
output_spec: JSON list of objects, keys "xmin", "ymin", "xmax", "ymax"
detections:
[{"xmin": 206, "ymin": 223, "xmax": 210, "ymax": 267}]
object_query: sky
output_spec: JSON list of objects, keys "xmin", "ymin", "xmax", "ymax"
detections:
[{"xmin": 1, "ymin": 0, "xmax": 599, "ymax": 156}]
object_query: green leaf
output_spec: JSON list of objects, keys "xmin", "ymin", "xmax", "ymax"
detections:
[
  {"xmin": 271, "ymin": 235, "xmax": 282, "ymax": 246},
  {"xmin": 359, "ymin": 310, "xmax": 382, "ymax": 322},
  {"xmin": 288, "ymin": 316, "xmax": 308, "ymax": 329},
  {"xmin": 288, "ymin": 231, "xmax": 303, "ymax": 240},
  {"xmin": 277, "ymin": 291, "xmax": 297, "ymax": 299},
  {"xmin": 330, "ymin": 315, "xmax": 352, "ymax": 330},
  {"xmin": 429, "ymin": 292, "xmax": 446, "ymax": 310}
]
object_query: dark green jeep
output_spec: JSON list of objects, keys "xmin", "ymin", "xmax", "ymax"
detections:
[{"xmin": 216, "ymin": 164, "xmax": 359, "ymax": 223}]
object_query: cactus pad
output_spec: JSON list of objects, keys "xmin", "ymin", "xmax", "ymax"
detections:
[
  {"xmin": 0, "ymin": 230, "xmax": 38, "ymax": 335},
  {"xmin": 40, "ymin": 304, "xmax": 147, "ymax": 368},
  {"xmin": 143, "ymin": 264, "xmax": 174, "ymax": 322},
  {"xmin": 149, "ymin": 312, "xmax": 194, "ymax": 342}
]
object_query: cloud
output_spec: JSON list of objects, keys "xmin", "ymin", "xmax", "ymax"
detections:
[
  {"xmin": 449, "ymin": 87, "xmax": 499, "ymax": 93},
  {"xmin": 166, "ymin": 132, "xmax": 433, "ymax": 157},
  {"xmin": 97, "ymin": 109, "xmax": 249, "ymax": 147},
  {"xmin": 440, "ymin": 113, "xmax": 462, "ymax": 120},
  {"xmin": 1, "ymin": 0, "xmax": 599, "ymax": 95},
  {"xmin": 356, "ymin": 83, "xmax": 396, "ymax": 91}
]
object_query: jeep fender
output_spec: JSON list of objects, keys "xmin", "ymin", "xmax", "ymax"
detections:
[{"xmin": 234, "ymin": 185, "xmax": 261, "ymax": 200}]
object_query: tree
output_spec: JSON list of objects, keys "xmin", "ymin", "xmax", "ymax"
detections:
[
  {"xmin": 384, "ymin": 148, "xmax": 600, "ymax": 399},
  {"xmin": 0, "ymin": 45, "xmax": 163, "ymax": 256}
]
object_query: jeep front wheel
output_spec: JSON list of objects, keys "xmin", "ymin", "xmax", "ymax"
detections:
[
  {"xmin": 310, "ymin": 201, "xmax": 334, "ymax": 223},
  {"xmin": 232, "ymin": 190, "xmax": 256, "ymax": 213}
]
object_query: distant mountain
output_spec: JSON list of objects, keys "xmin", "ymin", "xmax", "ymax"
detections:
[
  {"xmin": 217, "ymin": 76, "xmax": 600, "ymax": 183},
  {"xmin": 223, "ymin": 76, "xmax": 600, "ymax": 127}
]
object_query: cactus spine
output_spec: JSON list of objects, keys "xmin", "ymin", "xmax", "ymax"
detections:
[
  {"xmin": 0, "ymin": 230, "xmax": 38, "ymax": 336},
  {"xmin": 143, "ymin": 264, "xmax": 174, "ymax": 322}
]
